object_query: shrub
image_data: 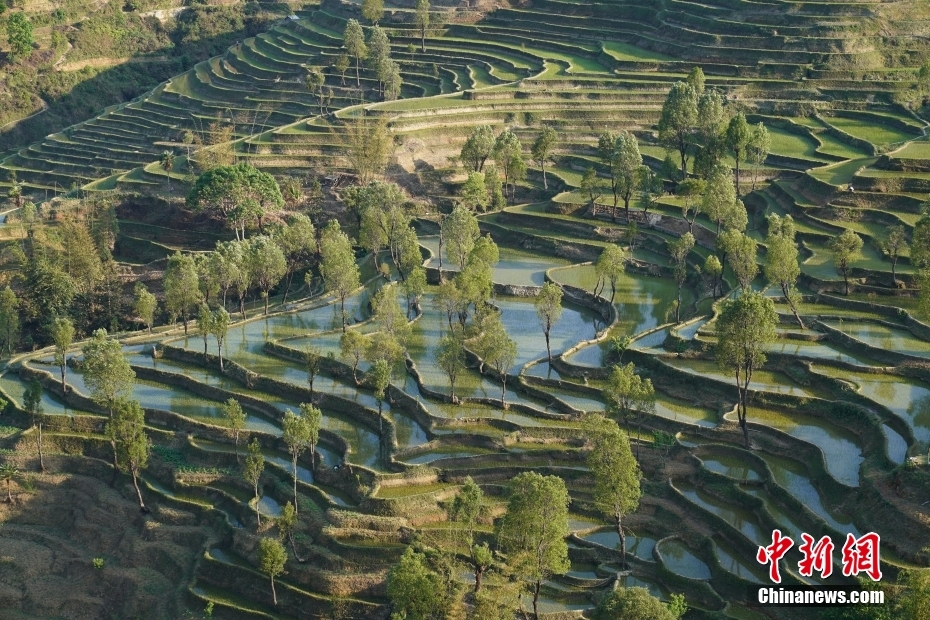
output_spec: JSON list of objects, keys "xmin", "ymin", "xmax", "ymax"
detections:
[{"xmin": 93, "ymin": 557, "xmax": 105, "ymax": 569}]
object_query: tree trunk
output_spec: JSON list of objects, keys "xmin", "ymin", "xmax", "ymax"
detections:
[
  {"xmin": 264, "ymin": 293, "xmax": 269, "ymax": 315},
  {"xmin": 234, "ymin": 431, "xmax": 240, "ymax": 462},
  {"xmin": 610, "ymin": 280, "xmax": 616, "ymax": 305},
  {"xmin": 270, "ymin": 575, "xmax": 277, "ymax": 605},
  {"xmin": 5, "ymin": 479, "xmax": 11, "ymax": 502},
  {"xmin": 60, "ymin": 364, "xmax": 66, "ymax": 394},
  {"xmin": 782, "ymin": 284, "xmax": 805, "ymax": 329},
  {"xmin": 131, "ymin": 465, "xmax": 147, "ymax": 512},
  {"xmin": 842, "ymin": 267, "xmax": 850, "ymax": 295},
  {"xmin": 254, "ymin": 488, "xmax": 262, "ymax": 527},
  {"xmin": 182, "ymin": 317, "xmax": 188, "ymax": 334},
  {"xmin": 289, "ymin": 532, "xmax": 305, "ymax": 562},
  {"xmin": 474, "ymin": 565, "xmax": 483, "ymax": 592},
  {"xmin": 533, "ymin": 580, "xmax": 541, "ymax": 620},
  {"xmin": 734, "ymin": 159, "xmax": 741, "ymax": 197},
  {"xmin": 36, "ymin": 423, "xmax": 44, "ymax": 472},
  {"xmin": 218, "ymin": 341, "xmax": 225, "ymax": 372},
  {"xmin": 617, "ymin": 513, "xmax": 626, "ymax": 568},
  {"xmin": 341, "ymin": 296, "xmax": 347, "ymax": 332},
  {"xmin": 421, "ymin": 27, "xmax": 426, "ymax": 52},
  {"xmin": 204, "ymin": 338, "xmax": 208, "ymax": 356},
  {"xmin": 292, "ymin": 454, "xmax": 299, "ymax": 516},
  {"xmin": 544, "ymin": 329, "xmax": 552, "ymax": 361},
  {"xmin": 679, "ymin": 144, "xmax": 687, "ymax": 180},
  {"xmin": 355, "ymin": 56, "xmax": 360, "ymax": 86},
  {"xmin": 283, "ymin": 271, "xmax": 294, "ymax": 305},
  {"xmin": 240, "ymin": 295, "xmax": 246, "ymax": 320},
  {"xmin": 500, "ymin": 375, "xmax": 507, "ymax": 408},
  {"xmin": 676, "ymin": 286, "xmax": 682, "ymax": 322},
  {"xmin": 542, "ymin": 163, "xmax": 547, "ymax": 189}
]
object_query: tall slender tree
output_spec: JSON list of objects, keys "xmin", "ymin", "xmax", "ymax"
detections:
[
  {"xmin": 82, "ymin": 329, "xmax": 136, "ymax": 475},
  {"xmin": 669, "ymin": 233, "xmax": 694, "ymax": 322},
  {"xmin": 318, "ymin": 221, "xmax": 360, "ymax": 331},
  {"xmin": 244, "ymin": 437, "xmax": 265, "ymax": 527},
  {"xmin": 658, "ymin": 82, "xmax": 698, "ymax": 180},
  {"xmin": 223, "ymin": 398, "xmax": 246, "ymax": 461},
  {"xmin": 829, "ymin": 229, "xmax": 864, "ymax": 295},
  {"xmin": 414, "ymin": 0, "xmax": 430, "ymax": 52},
  {"xmin": 258, "ymin": 537, "xmax": 287, "ymax": 605},
  {"xmin": 49, "ymin": 317, "xmax": 74, "ymax": 394},
  {"xmin": 764, "ymin": 214, "xmax": 803, "ymax": 328},
  {"xmin": 24, "ymin": 379, "xmax": 44, "ymax": 472},
  {"xmin": 110, "ymin": 398, "xmax": 150, "ymax": 512},
  {"xmin": 133, "ymin": 283, "xmax": 157, "ymax": 333},
  {"xmin": 343, "ymin": 19, "xmax": 368, "ymax": 86},
  {"xmin": 165, "ymin": 252, "xmax": 201, "ymax": 334},
  {"xmin": 282, "ymin": 409, "xmax": 313, "ymax": 514},
  {"xmin": 534, "ymin": 282, "xmax": 563, "ymax": 361},
  {"xmin": 532, "ymin": 126, "xmax": 557, "ymax": 190}
]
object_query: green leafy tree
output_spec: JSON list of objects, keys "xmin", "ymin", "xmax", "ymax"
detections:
[
  {"xmin": 436, "ymin": 333, "xmax": 466, "ymax": 401},
  {"xmin": 258, "ymin": 537, "xmax": 287, "ymax": 605},
  {"xmin": 403, "ymin": 266, "xmax": 427, "ymax": 317},
  {"xmin": 186, "ymin": 163, "xmax": 284, "ymax": 240},
  {"xmin": 534, "ymin": 282, "xmax": 563, "ymax": 361},
  {"xmin": 361, "ymin": 0, "xmax": 383, "ymax": 23},
  {"xmin": 764, "ymin": 214, "xmax": 803, "ymax": 328},
  {"xmin": 881, "ymin": 224, "xmax": 908, "ymax": 283},
  {"xmin": 133, "ymin": 283, "xmax": 157, "ymax": 333},
  {"xmin": 223, "ymin": 398, "xmax": 246, "ymax": 461},
  {"xmin": 460, "ymin": 172, "xmax": 489, "ymax": 212},
  {"xmin": 442, "ymin": 206, "xmax": 480, "ymax": 270},
  {"xmin": 702, "ymin": 163, "xmax": 738, "ymax": 235},
  {"xmin": 695, "ymin": 90, "xmax": 726, "ymax": 176},
  {"xmin": 277, "ymin": 501, "xmax": 304, "ymax": 562},
  {"xmin": 598, "ymin": 131, "xmax": 642, "ymax": 222},
  {"xmin": 49, "ymin": 317, "xmax": 74, "ymax": 394},
  {"xmin": 677, "ymin": 178, "xmax": 706, "ymax": 234},
  {"xmin": 24, "ymin": 378, "xmax": 45, "ymax": 472},
  {"xmin": 583, "ymin": 414, "xmax": 640, "ymax": 568},
  {"xmin": 305, "ymin": 346, "xmax": 322, "ymax": 396},
  {"xmin": 299, "ymin": 402, "xmax": 322, "ymax": 471},
  {"xmin": 369, "ymin": 359, "xmax": 391, "ymax": 435},
  {"xmin": 244, "ymin": 438, "xmax": 266, "ymax": 527},
  {"xmin": 414, "ymin": 0, "xmax": 430, "ymax": 51},
  {"xmin": 334, "ymin": 53, "xmax": 351, "ymax": 85},
  {"xmin": 318, "ymin": 221, "xmax": 360, "ymax": 331},
  {"xmin": 829, "ymin": 228, "xmax": 864, "ymax": 295},
  {"xmin": 594, "ymin": 245, "xmax": 628, "ymax": 304},
  {"xmin": 704, "ymin": 254, "xmax": 723, "ymax": 299},
  {"xmin": 366, "ymin": 25, "xmax": 391, "ymax": 96},
  {"xmin": 7, "ymin": 13, "xmax": 34, "ymax": 61},
  {"xmin": 305, "ymin": 67, "xmax": 327, "ymax": 115},
  {"xmin": 197, "ymin": 304, "xmax": 213, "ymax": 356},
  {"xmin": 478, "ymin": 315, "xmax": 517, "ymax": 407},
  {"xmin": 726, "ymin": 112, "xmax": 751, "ymax": 195},
  {"xmin": 669, "ymin": 232, "xmax": 694, "ymax": 322},
  {"xmin": 343, "ymin": 19, "xmax": 368, "ymax": 86},
  {"xmin": 110, "ymin": 399, "xmax": 150, "ymax": 512},
  {"xmin": 496, "ymin": 472, "xmax": 571, "ymax": 620},
  {"xmin": 164, "ymin": 252, "xmax": 201, "ymax": 334},
  {"xmin": 160, "ymin": 151, "xmax": 175, "ymax": 194},
  {"xmin": 282, "ymin": 408, "xmax": 314, "ymax": 513},
  {"xmin": 658, "ymin": 81, "xmax": 697, "ymax": 180},
  {"xmin": 494, "ymin": 130, "xmax": 525, "ymax": 203},
  {"xmin": 343, "ymin": 116, "xmax": 392, "ymax": 184},
  {"xmin": 460, "ymin": 125, "xmax": 496, "ymax": 172},
  {"xmin": 687, "ymin": 66, "xmax": 705, "ymax": 96},
  {"xmin": 592, "ymin": 586, "xmax": 679, "ymax": 620},
  {"xmin": 82, "ymin": 329, "xmax": 136, "ymax": 473},
  {"xmin": 746, "ymin": 122, "xmax": 771, "ymax": 191},
  {"xmin": 581, "ymin": 167, "xmax": 604, "ymax": 217},
  {"xmin": 340, "ymin": 330, "xmax": 368, "ymax": 384},
  {"xmin": 247, "ymin": 236, "xmax": 287, "ymax": 315},
  {"xmin": 210, "ymin": 307, "xmax": 230, "ymax": 371},
  {"xmin": 0, "ymin": 286, "xmax": 19, "ymax": 356},
  {"xmin": 531, "ymin": 126, "xmax": 557, "ymax": 190},
  {"xmin": 602, "ymin": 362, "xmax": 655, "ymax": 447},
  {"xmin": 484, "ymin": 165, "xmax": 506, "ymax": 211},
  {"xmin": 720, "ymin": 229, "xmax": 757, "ymax": 291},
  {"xmin": 387, "ymin": 547, "xmax": 447, "ymax": 620},
  {"xmin": 716, "ymin": 292, "xmax": 778, "ymax": 449}
]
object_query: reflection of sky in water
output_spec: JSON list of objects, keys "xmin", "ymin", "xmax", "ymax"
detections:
[
  {"xmin": 419, "ymin": 236, "xmax": 572, "ymax": 286},
  {"xmin": 822, "ymin": 321, "xmax": 930, "ymax": 357},
  {"xmin": 657, "ymin": 539, "xmax": 711, "ymax": 580},
  {"xmin": 676, "ymin": 481, "xmax": 765, "ymax": 544}
]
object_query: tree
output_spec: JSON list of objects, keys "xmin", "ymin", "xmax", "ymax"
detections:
[
  {"xmin": 299, "ymin": 402, "xmax": 322, "ymax": 471},
  {"xmin": 497, "ymin": 472, "xmax": 570, "ymax": 620},
  {"xmin": 247, "ymin": 236, "xmax": 287, "ymax": 315},
  {"xmin": 720, "ymin": 229, "xmax": 757, "ymax": 291},
  {"xmin": 460, "ymin": 125, "xmax": 496, "ymax": 172},
  {"xmin": 186, "ymin": 163, "xmax": 284, "ymax": 240},
  {"xmin": 197, "ymin": 304, "xmax": 213, "ymax": 356},
  {"xmin": 0, "ymin": 287, "xmax": 19, "ymax": 356},
  {"xmin": 687, "ymin": 66, "xmax": 705, "ymax": 97},
  {"xmin": 387, "ymin": 547, "xmax": 446, "ymax": 620},
  {"xmin": 702, "ymin": 163, "xmax": 738, "ymax": 235},
  {"xmin": 705, "ymin": 254, "xmax": 723, "ymax": 298},
  {"xmin": 460, "ymin": 172, "xmax": 489, "ymax": 212},
  {"xmin": 403, "ymin": 266, "xmax": 427, "ymax": 316},
  {"xmin": 449, "ymin": 478, "xmax": 493, "ymax": 593},
  {"xmin": 165, "ymin": 252, "xmax": 201, "ymax": 334},
  {"xmin": 369, "ymin": 359, "xmax": 391, "ymax": 434},
  {"xmin": 484, "ymin": 165, "xmax": 506, "ymax": 211},
  {"xmin": 716, "ymin": 292, "xmax": 778, "ymax": 449},
  {"xmin": 211, "ymin": 307, "xmax": 230, "ymax": 371},
  {"xmin": 244, "ymin": 438, "xmax": 265, "ymax": 527},
  {"xmin": 305, "ymin": 67, "xmax": 327, "ymax": 115},
  {"xmin": 0, "ymin": 462, "xmax": 20, "ymax": 502},
  {"xmin": 580, "ymin": 167, "xmax": 604, "ymax": 217},
  {"xmin": 341, "ymin": 330, "xmax": 367, "ymax": 384},
  {"xmin": 726, "ymin": 112, "xmax": 751, "ymax": 195},
  {"xmin": 695, "ymin": 90, "xmax": 726, "ymax": 175},
  {"xmin": 23, "ymin": 378, "xmax": 45, "ymax": 472},
  {"xmin": 436, "ymin": 333, "xmax": 466, "ymax": 401},
  {"xmin": 282, "ymin": 408, "xmax": 313, "ymax": 513},
  {"xmin": 534, "ymin": 282, "xmax": 563, "ymax": 361},
  {"xmin": 638, "ymin": 165, "xmax": 664, "ymax": 215},
  {"xmin": 343, "ymin": 116, "xmax": 392, "ymax": 184},
  {"xmin": 82, "ymin": 329, "xmax": 136, "ymax": 474},
  {"xmin": 7, "ymin": 13, "xmax": 33, "ymax": 61},
  {"xmin": 48, "ymin": 317, "xmax": 74, "ymax": 395},
  {"xmin": 658, "ymin": 82, "xmax": 697, "ymax": 180},
  {"xmin": 160, "ymin": 151, "xmax": 175, "ymax": 194},
  {"xmin": 318, "ymin": 221, "xmax": 360, "ymax": 331},
  {"xmin": 133, "ymin": 283, "xmax": 157, "ymax": 333},
  {"xmin": 595, "ymin": 245, "xmax": 627, "ymax": 304},
  {"xmin": 367, "ymin": 25, "xmax": 392, "ymax": 96},
  {"xmin": 764, "ymin": 214, "xmax": 803, "ymax": 328},
  {"xmin": 602, "ymin": 362, "xmax": 655, "ymax": 444},
  {"xmin": 669, "ymin": 232, "xmax": 694, "ymax": 322},
  {"xmin": 830, "ymin": 229, "xmax": 864, "ymax": 295},
  {"xmin": 592, "ymin": 587, "xmax": 679, "ymax": 620},
  {"xmin": 362, "ymin": 0, "xmax": 383, "ymax": 23},
  {"xmin": 746, "ymin": 122, "xmax": 771, "ymax": 192},
  {"xmin": 258, "ymin": 537, "xmax": 287, "ymax": 606},
  {"xmin": 881, "ymin": 225, "xmax": 908, "ymax": 283},
  {"xmin": 531, "ymin": 126, "xmax": 557, "ymax": 190},
  {"xmin": 583, "ymin": 414, "xmax": 641, "ymax": 568},
  {"xmin": 344, "ymin": 19, "xmax": 368, "ymax": 86},
  {"xmin": 223, "ymin": 398, "xmax": 246, "ymax": 461},
  {"xmin": 335, "ymin": 53, "xmax": 351, "ymax": 85},
  {"xmin": 110, "ymin": 399, "xmax": 150, "ymax": 512},
  {"xmin": 442, "ymin": 206, "xmax": 480, "ymax": 270},
  {"xmin": 383, "ymin": 59, "xmax": 402, "ymax": 101},
  {"xmin": 305, "ymin": 347, "xmax": 322, "ymax": 396},
  {"xmin": 598, "ymin": 131, "xmax": 642, "ymax": 221},
  {"xmin": 479, "ymin": 315, "xmax": 517, "ymax": 407},
  {"xmin": 414, "ymin": 0, "xmax": 430, "ymax": 51},
  {"xmin": 277, "ymin": 501, "xmax": 304, "ymax": 562},
  {"xmin": 677, "ymin": 178, "xmax": 706, "ymax": 234},
  {"xmin": 494, "ymin": 130, "xmax": 525, "ymax": 203}
]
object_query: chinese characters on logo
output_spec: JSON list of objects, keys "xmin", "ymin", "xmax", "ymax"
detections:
[{"xmin": 756, "ymin": 530, "xmax": 882, "ymax": 583}]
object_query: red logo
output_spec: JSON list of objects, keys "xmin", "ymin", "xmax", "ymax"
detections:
[
  {"xmin": 757, "ymin": 529, "xmax": 794, "ymax": 584},
  {"xmin": 757, "ymin": 531, "xmax": 882, "ymax": 583}
]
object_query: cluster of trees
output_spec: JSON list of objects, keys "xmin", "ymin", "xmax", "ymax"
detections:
[
  {"xmin": 386, "ymin": 415, "xmax": 681, "ymax": 620},
  {"xmin": 458, "ymin": 125, "xmax": 558, "ymax": 210},
  {"xmin": 658, "ymin": 68, "xmax": 770, "ymax": 190},
  {"xmin": 342, "ymin": 19, "xmax": 402, "ymax": 100}
]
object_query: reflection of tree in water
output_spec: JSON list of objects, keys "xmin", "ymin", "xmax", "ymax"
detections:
[{"xmin": 907, "ymin": 392, "xmax": 930, "ymax": 438}]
